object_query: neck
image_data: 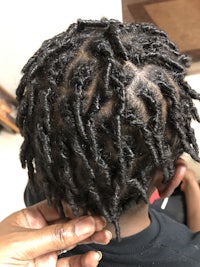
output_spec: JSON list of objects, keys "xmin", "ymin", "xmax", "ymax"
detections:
[{"xmin": 106, "ymin": 203, "xmax": 150, "ymax": 238}]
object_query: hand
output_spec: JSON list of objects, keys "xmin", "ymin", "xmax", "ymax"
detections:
[
  {"xmin": 180, "ymin": 169, "xmax": 199, "ymax": 194},
  {"xmin": 0, "ymin": 200, "xmax": 112, "ymax": 267}
]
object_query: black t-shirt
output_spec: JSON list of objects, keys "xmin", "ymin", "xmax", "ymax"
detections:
[{"xmin": 63, "ymin": 208, "xmax": 200, "ymax": 267}]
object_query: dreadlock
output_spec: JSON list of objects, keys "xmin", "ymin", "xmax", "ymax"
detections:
[{"xmin": 16, "ymin": 18, "xmax": 200, "ymax": 239}]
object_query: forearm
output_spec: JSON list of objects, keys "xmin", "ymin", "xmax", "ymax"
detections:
[{"xmin": 184, "ymin": 180, "xmax": 200, "ymax": 232}]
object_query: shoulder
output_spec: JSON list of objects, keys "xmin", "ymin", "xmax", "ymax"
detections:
[
  {"xmin": 150, "ymin": 207, "xmax": 200, "ymax": 264},
  {"xmin": 150, "ymin": 207, "xmax": 199, "ymax": 240}
]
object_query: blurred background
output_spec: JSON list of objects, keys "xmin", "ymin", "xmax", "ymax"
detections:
[{"xmin": 0, "ymin": 0, "xmax": 199, "ymax": 221}]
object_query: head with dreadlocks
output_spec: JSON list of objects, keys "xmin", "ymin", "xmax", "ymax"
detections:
[{"xmin": 16, "ymin": 18, "xmax": 200, "ymax": 238}]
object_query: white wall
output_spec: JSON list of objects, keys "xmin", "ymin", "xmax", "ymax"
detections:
[
  {"xmin": 0, "ymin": 0, "xmax": 122, "ymax": 95},
  {"xmin": 0, "ymin": 131, "xmax": 27, "ymax": 221}
]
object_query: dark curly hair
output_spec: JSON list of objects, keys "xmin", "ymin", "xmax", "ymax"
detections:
[{"xmin": 16, "ymin": 18, "xmax": 200, "ymax": 238}]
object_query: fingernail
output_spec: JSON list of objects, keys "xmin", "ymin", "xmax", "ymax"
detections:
[
  {"xmin": 94, "ymin": 251, "xmax": 102, "ymax": 262},
  {"xmin": 94, "ymin": 216, "xmax": 107, "ymax": 229},
  {"xmin": 75, "ymin": 216, "xmax": 95, "ymax": 236},
  {"xmin": 105, "ymin": 230, "xmax": 112, "ymax": 241}
]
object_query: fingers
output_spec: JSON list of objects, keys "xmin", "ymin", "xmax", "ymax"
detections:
[
  {"xmin": 57, "ymin": 251, "xmax": 102, "ymax": 267},
  {"xmin": 33, "ymin": 252, "xmax": 58, "ymax": 267},
  {"xmin": 7, "ymin": 200, "xmax": 65, "ymax": 229},
  {"xmin": 32, "ymin": 251, "xmax": 102, "ymax": 267},
  {"xmin": 34, "ymin": 200, "xmax": 62, "ymax": 222},
  {"xmin": 17, "ymin": 200, "xmax": 83, "ymax": 229},
  {"xmin": 82, "ymin": 229, "xmax": 112, "ymax": 245},
  {"xmin": 22, "ymin": 200, "xmax": 76, "ymax": 226},
  {"xmin": 21, "ymin": 216, "xmax": 106, "ymax": 260},
  {"xmin": 180, "ymin": 168, "xmax": 199, "ymax": 192}
]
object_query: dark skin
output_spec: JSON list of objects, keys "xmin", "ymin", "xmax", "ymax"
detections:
[{"xmin": 0, "ymin": 200, "xmax": 112, "ymax": 267}]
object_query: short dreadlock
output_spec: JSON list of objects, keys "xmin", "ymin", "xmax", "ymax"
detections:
[{"xmin": 16, "ymin": 18, "xmax": 200, "ymax": 238}]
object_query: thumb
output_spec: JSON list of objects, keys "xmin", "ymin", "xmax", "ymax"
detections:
[{"xmin": 21, "ymin": 216, "xmax": 98, "ymax": 260}]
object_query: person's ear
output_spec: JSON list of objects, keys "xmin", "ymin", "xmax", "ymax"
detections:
[{"xmin": 154, "ymin": 158, "xmax": 187, "ymax": 198}]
